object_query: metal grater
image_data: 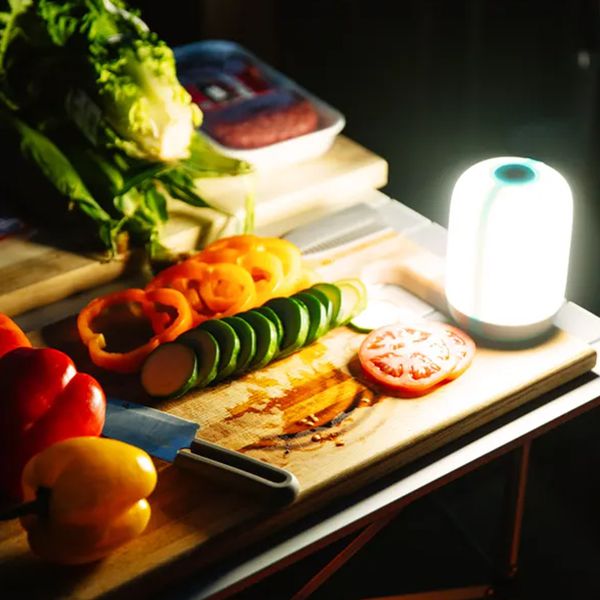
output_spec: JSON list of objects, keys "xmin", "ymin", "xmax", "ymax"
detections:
[{"xmin": 282, "ymin": 203, "xmax": 389, "ymax": 255}]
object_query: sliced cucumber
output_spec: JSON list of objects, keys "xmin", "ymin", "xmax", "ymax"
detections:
[
  {"xmin": 300, "ymin": 287, "xmax": 333, "ymax": 327},
  {"xmin": 264, "ymin": 297, "xmax": 310, "ymax": 358},
  {"xmin": 310, "ymin": 283, "xmax": 341, "ymax": 329},
  {"xmin": 222, "ymin": 316, "xmax": 256, "ymax": 375},
  {"xmin": 141, "ymin": 342, "xmax": 198, "ymax": 399},
  {"xmin": 237, "ymin": 311, "xmax": 279, "ymax": 369},
  {"xmin": 177, "ymin": 327, "xmax": 220, "ymax": 388},
  {"xmin": 198, "ymin": 319, "xmax": 240, "ymax": 382},
  {"xmin": 333, "ymin": 278, "xmax": 369, "ymax": 326},
  {"xmin": 349, "ymin": 298, "xmax": 408, "ymax": 332},
  {"xmin": 254, "ymin": 305, "xmax": 284, "ymax": 350},
  {"xmin": 336, "ymin": 277, "xmax": 368, "ymax": 304},
  {"xmin": 293, "ymin": 291, "xmax": 329, "ymax": 345}
]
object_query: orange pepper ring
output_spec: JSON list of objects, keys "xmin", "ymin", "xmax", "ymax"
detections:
[
  {"xmin": 192, "ymin": 247, "xmax": 242, "ymax": 264},
  {"xmin": 77, "ymin": 288, "xmax": 192, "ymax": 373},
  {"xmin": 202, "ymin": 234, "xmax": 259, "ymax": 254},
  {"xmin": 262, "ymin": 238, "xmax": 302, "ymax": 277},
  {"xmin": 199, "ymin": 263, "xmax": 257, "ymax": 314},
  {"xmin": 237, "ymin": 250, "xmax": 285, "ymax": 304},
  {"xmin": 77, "ymin": 289, "xmax": 157, "ymax": 343},
  {"xmin": 146, "ymin": 260, "xmax": 210, "ymax": 292},
  {"xmin": 146, "ymin": 261, "xmax": 214, "ymax": 326}
]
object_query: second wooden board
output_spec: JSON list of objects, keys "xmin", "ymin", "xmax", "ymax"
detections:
[{"xmin": 0, "ymin": 135, "xmax": 387, "ymax": 317}]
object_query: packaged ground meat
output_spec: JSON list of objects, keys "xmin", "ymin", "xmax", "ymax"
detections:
[{"xmin": 174, "ymin": 40, "xmax": 345, "ymax": 168}]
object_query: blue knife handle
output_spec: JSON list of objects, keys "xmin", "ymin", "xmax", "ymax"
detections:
[{"xmin": 174, "ymin": 438, "xmax": 300, "ymax": 507}]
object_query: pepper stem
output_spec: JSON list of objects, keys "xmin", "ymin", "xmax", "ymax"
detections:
[{"xmin": 0, "ymin": 487, "xmax": 51, "ymax": 521}]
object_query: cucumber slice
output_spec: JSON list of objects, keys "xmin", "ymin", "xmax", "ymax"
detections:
[
  {"xmin": 177, "ymin": 327, "xmax": 220, "ymax": 388},
  {"xmin": 310, "ymin": 283, "xmax": 341, "ymax": 329},
  {"xmin": 141, "ymin": 342, "xmax": 198, "ymax": 399},
  {"xmin": 349, "ymin": 298, "xmax": 409, "ymax": 332},
  {"xmin": 198, "ymin": 319, "xmax": 240, "ymax": 382},
  {"xmin": 264, "ymin": 297, "xmax": 310, "ymax": 358},
  {"xmin": 293, "ymin": 292, "xmax": 329, "ymax": 345},
  {"xmin": 222, "ymin": 316, "xmax": 256, "ymax": 375},
  {"xmin": 237, "ymin": 311, "xmax": 279, "ymax": 369},
  {"xmin": 254, "ymin": 306, "xmax": 284, "ymax": 349},
  {"xmin": 337, "ymin": 278, "xmax": 368, "ymax": 310},
  {"xmin": 299, "ymin": 287, "xmax": 334, "ymax": 330},
  {"xmin": 333, "ymin": 278, "xmax": 369, "ymax": 326}
]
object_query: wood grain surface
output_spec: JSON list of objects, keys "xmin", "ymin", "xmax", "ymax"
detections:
[
  {"xmin": 1, "ymin": 230, "xmax": 596, "ymax": 600},
  {"xmin": 0, "ymin": 135, "xmax": 387, "ymax": 318}
]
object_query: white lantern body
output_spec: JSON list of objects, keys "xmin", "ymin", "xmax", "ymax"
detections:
[{"xmin": 445, "ymin": 157, "xmax": 573, "ymax": 342}]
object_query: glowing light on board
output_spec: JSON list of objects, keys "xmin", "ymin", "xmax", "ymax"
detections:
[{"xmin": 445, "ymin": 157, "xmax": 573, "ymax": 342}]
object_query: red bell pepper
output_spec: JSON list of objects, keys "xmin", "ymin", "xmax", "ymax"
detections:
[
  {"xmin": 0, "ymin": 347, "xmax": 106, "ymax": 500},
  {"xmin": 0, "ymin": 313, "xmax": 31, "ymax": 358}
]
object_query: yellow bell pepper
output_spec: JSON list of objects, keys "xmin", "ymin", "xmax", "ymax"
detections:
[{"xmin": 19, "ymin": 436, "xmax": 157, "ymax": 565}]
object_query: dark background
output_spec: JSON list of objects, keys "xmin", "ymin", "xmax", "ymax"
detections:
[
  {"xmin": 130, "ymin": 3, "xmax": 600, "ymax": 598},
  {"xmin": 136, "ymin": 0, "xmax": 600, "ymax": 316}
]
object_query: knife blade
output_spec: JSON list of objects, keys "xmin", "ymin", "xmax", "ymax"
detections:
[{"xmin": 103, "ymin": 398, "xmax": 299, "ymax": 506}]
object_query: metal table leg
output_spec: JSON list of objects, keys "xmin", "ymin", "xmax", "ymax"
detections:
[
  {"xmin": 289, "ymin": 442, "xmax": 532, "ymax": 600},
  {"xmin": 290, "ymin": 516, "xmax": 395, "ymax": 600}
]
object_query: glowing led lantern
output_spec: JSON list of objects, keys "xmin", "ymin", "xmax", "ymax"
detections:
[{"xmin": 445, "ymin": 157, "xmax": 573, "ymax": 342}]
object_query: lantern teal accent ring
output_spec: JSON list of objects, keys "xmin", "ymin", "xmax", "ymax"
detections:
[{"xmin": 493, "ymin": 163, "xmax": 536, "ymax": 184}]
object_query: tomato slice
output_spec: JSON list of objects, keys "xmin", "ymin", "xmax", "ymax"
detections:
[
  {"xmin": 358, "ymin": 322, "xmax": 459, "ymax": 396},
  {"xmin": 431, "ymin": 323, "xmax": 476, "ymax": 380}
]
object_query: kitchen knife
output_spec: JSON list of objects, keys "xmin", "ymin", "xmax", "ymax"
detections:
[{"xmin": 103, "ymin": 398, "xmax": 300, "ymax": 507}]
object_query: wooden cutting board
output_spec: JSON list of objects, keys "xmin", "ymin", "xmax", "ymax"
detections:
[
  {"xmin": 0, "ymin": 135, "xmax": 387, "ymax": 318},
  {"xmin": 0, "ymin": 230, "xmax": 596, "ymax": 600}
]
